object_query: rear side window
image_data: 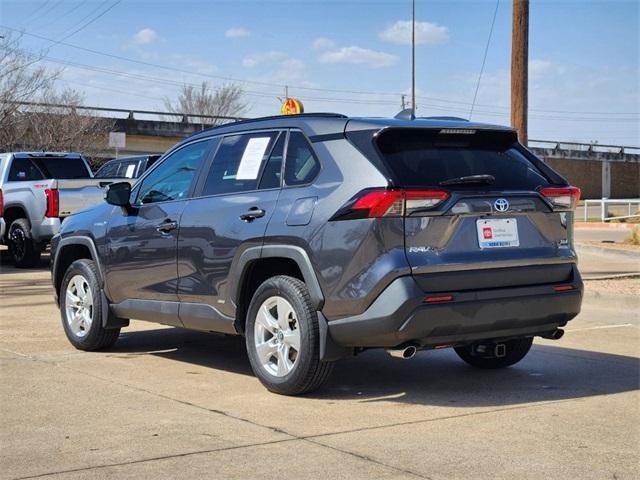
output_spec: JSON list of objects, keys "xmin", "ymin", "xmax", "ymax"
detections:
[
  {"xmin": 115, "ymin": 161, "xmax": 138, "ymax": 178},
  {"xmin": 95, "ymin": 161, "xmax": 118, "ymax": 178},
  {"xmin": 372, "ymin": 129, "xmax": 549, "ymax": 190},
  {"xmin": 284, "ymin": 131, "xmax": 320, "ymax": 186},
  {"xmin": 201, "ymin": 132, "xmax": 279, "ymax": 196},
  {"xmin": 8, "ymin": 158, "xmax": 44, "ymax": 181}
]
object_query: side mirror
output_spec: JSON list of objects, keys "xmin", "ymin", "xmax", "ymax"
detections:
[{"xmin": 105, "ymin": 181, "xmax": 131, "ymax": 207}]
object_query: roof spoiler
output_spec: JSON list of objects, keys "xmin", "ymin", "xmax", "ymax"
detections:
[{"xmin": 394, "ymin": 109, "xmax": 470, "ymax": 122}]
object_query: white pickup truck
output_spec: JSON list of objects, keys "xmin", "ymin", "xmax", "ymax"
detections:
[{"xmin": 0, "ymin": 152, "xmax": 131, "ymax": 267}]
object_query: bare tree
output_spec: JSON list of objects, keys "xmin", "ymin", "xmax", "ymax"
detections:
[
  {"xmin": 0, "ymin": 33, "xmax": 113, "ymax": 155},
  {"xmin": 0, "ymin": 32, "xmax": 58, "ymax": 149},
  {"xmin": 21, "ymin": 88, "xmax": 114, "ymax": 157},
  {"xmin": 163, "ymin": 82, "xmax": 248, "ymax": 125}
]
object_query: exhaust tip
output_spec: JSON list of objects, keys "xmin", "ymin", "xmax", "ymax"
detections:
[
  {"xmin": 386, "ymin": 345, "xmax": 417, "ymax": 359},
  {"xmin": 541, "ymin": 329, "xmax": 565, "ymax": 340}
]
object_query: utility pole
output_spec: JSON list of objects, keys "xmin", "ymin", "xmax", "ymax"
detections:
[
  {"xmin": 411, "ymin": 0, "xmax": 416, "ymax": 112},
  {"xmin": 511, "ymin": 0, "xmax": 529, "ymax": 145},
  {"xmin": 401, "ymin": 94, "xmax": 406, "ymax": 109}
]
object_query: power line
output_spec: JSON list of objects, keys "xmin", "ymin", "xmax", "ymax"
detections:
[
  {"xmin": 35, "ymin": 1, "xmax": 89, "ymax": 31},
  {"xmin": 4, "ymin": 25, "xmax": 639, "ymax": 119},
  {"xmin": 470, "ymin": 0, "xmax": 499, "ymax": 119},
  {"xmin": 55, "ymin": 1, "xmax": 121, "ymax": 43}
]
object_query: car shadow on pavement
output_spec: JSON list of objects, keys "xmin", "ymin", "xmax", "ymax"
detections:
[{"xmin": 110, "ymin": 327, "xmax": 639, "ymax": 406}]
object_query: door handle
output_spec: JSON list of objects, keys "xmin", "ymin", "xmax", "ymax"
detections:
[
  {"xmin": 239, "ymin": 207, "xmax": 266, "ymax": 222},
  {"xmin": 156, "ymin": 220, "xmax": 178, "ymax": 233}
]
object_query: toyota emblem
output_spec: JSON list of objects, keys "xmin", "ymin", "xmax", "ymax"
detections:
[{"xmin": 494, "ymin": 198, "xmax": 509, "ymax": 212}]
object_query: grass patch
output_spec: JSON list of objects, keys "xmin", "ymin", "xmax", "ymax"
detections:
[{"xmin": 624, "ymin": 226, "xmax": 640, "ymax": 245}]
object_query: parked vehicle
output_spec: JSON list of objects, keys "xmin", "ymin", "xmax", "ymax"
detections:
[
  {"xmin": 94, "ymin": 154, "xmax": 161, "ymax": 179},
  {"xmin": 0, "ymin": 152, "xmax": 128, "ymax": 267},
  {"xmin": 50, "ymin": 113, "xmax": 583, "ymax": 395}
]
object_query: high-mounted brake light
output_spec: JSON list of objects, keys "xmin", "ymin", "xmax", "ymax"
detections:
[
  {"xmin": 539, "ymin": 186, "xmax": 581, "ymax": 211},
  {"xmin": 340, "ymin": 189, "xmax": 449, "ymax": 219},
  {"xmin": 44, "ymin": 189, "xmax": 59, "ymax": 218}
]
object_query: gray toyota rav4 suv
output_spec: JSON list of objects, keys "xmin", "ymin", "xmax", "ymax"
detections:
[{"xmin": 50, "ymin": 113, "xmax": 583, "ymax": 395}]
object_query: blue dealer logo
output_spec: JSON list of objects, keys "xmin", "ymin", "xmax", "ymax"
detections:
[{"xmin": 494, "ymin": 198, "xmax": 509, "ymax": 212}]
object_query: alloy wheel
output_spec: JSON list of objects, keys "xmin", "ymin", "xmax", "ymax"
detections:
[
  {"xmin": 253, "ymin": 296, "xmax": 301, "ymax": 377},
  {"xmin": 64, "ymin": 275, "xmax": 94, "ymax": 338}
]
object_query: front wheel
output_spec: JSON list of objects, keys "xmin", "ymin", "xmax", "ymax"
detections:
[
  {"xmin": 454, "ymin": 337, "xmax": 533, "ymax": 369},
  {"xmin": 245, "ymin": 275, "xmax": 333, "ymax": 395},
  {"xmin": 60, "ymin": 259, "xmax": 120, "ymax": 351}
]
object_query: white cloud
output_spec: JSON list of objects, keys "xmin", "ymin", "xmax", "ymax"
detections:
[
  {"xmin": 242, "ymin": 51, "xmax": 291, "ymax": 68},
  {"xmin": 312, "ymin": 37, "xmax": 336, "ymax": 50},
  {"xmin": 528, "ymin": 59, "xmax": 559, "ymax": 78},
  {"xmin": 319, "ymin": 46, "xmax": 399, "ymax": 68},
  {"xmin": 130, "ymin": 28, "xmax": 159, "ymax": 45},
  {"xmin": 379, "ymin": 20, "xmax": 449, "ymax": 45},
  {"xmin": 225, "ymin": 27, "xmax": 250, "ymax": 38}
]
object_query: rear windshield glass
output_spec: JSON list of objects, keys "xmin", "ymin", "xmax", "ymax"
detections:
[
  {"xmin": 370, "ymin": 129, "xmax": 549, "ymax": 190},
  {"xmin": 31, "ymin": 157, "xmax": 91, "ymax": 179}
]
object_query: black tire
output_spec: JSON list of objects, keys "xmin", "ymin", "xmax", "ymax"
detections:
[
  {"xmin": 60, "ymin": 259, "xmax": 120, "ymax": 351},
  {"xmin": 454, "ymin": 337, "xmax": 533, "ymax": 369},
  {"xmin": 245, "ymin": 275, "xmax": 334, "ymax": 395},
  {"xmin": 8, "ymin": 218, "xmax": 41, "ymax": 268}
]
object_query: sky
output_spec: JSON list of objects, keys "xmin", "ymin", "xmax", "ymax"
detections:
[{"xmin": 1, "ymin": 0, "xmax": 639, "ymax": 145}]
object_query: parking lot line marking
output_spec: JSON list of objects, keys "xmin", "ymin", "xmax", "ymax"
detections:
[{"xmin": 565, "ymin": 323, "xmax": 634, "ymax": 332}]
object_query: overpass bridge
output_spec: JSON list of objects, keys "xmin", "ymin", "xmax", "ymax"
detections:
[{"xmin": 8, "ymin": 103, "xmax": 640, "ymax": 199}]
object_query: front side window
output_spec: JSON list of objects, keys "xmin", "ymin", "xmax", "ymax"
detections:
[
  {"xmin": 284, "ymin": 131, "xmax": 320, "ymax": 186},
  {"xmin": 137, "ymin": 140, "xmax": 210, "ymax": 204},
  {"xmin": 201, "ymin": 132, "xmax": 279, "ymax": 196}
]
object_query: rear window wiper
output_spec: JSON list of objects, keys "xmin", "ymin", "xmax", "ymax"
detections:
[{"xmin": 439, "ymin": 174, "xmax": 495, "ymax": 186}]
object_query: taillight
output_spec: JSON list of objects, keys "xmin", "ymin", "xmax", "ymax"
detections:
[
  {"xmin": 0, "ymin": 189, "xmax": 3, "ymax": 217},
  {"xmin": 334, "ymin": 188, "xmax": 450, "ymax": 219},
  {"xmin": 539, "ymin": 186, "xmax": 581, "ymax": 211},
  {"xmin": 45, "ymin": 189, "xmax": 59, "ymax": 217}
]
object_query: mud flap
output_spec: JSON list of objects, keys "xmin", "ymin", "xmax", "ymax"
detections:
[{"xmin": 318, "ymin": 311, "xmax": 351, "ymax": 361}]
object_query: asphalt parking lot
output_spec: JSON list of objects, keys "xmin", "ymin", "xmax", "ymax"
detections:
[{"xmin": 1, "ymin": 256, "xmax": 638, "ymax": 480}]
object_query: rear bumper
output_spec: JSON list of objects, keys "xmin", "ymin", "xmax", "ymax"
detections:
[
  {"xmin": 32, "ymin": 218, "xmax": 61, "ymax": 244},
  {"xmin": 327, "ymin": 265, "xmax": 583, "ymax": 349}
]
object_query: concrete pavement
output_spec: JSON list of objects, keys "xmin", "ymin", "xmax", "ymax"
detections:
[{"xmin": 1, "ymin": 263, "xmax": 639, "ymax": 480}]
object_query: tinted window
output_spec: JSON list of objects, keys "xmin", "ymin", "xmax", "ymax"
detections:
[
  {"xmin": 137, "ymin": 141, "xmax": 210, "ymax": 204},
  {"xmin": 95, "ymin": 161, "xmax": 118, "ymax": 178},
  {"xmin": 284, "ymin": 131, "xmax": 320, "ymax": 186},
  {"xmin": 35, "ymin": 157, "xmax": 90, "ymax": 179},
  {"xmin": 375, "ymin": 129, "xmax": 549, "ymax": 190},
  {"xmin": 8, "ymin": 158, "xmax": 44, "ymax": 181},
  {"xmin": 258, "ymin": 133, "xmax": 285, "ymax": 190},
  {"xmin": 201, "ymin": 132, "xmax": 279, "ymax": 196},
  {"xmin": 115, "ymin": 161, "xmax": 138, "ymax": 178},
  {"xmin": 9, "ymin": 157, "xmax": 90, "ymax": 180}
]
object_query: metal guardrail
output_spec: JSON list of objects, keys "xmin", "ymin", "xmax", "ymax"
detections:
[
  {"xmin": 9, "ymin": 100, "xmax": 248, "ymax": 123},
  {"xmin": 583, "ymin": 198, "xmax": 640, "ymax": 222}
]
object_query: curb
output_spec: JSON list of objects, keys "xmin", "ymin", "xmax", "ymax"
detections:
[
  {"xmin": 575, "ymin": 243, "xmax": 640, "ymax": 260},
  {"xmin": 582, "ymin": 290, "xmax": 640, "ymax": 310},
  {"xmin": 574, "ymin": 222, "xmax": 637, "ymax": 230},
  {"xmin": 583, "ymin": 273, "xmax": 640, "ymax": 281}
]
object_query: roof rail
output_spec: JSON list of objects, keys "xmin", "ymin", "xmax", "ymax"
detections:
[{"xmin": 186, "ymin": 112, "xmax": 349, "ymax": 138}]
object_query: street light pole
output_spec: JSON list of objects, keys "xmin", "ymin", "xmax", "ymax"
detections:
[
  {"xmin": 511, "ymin": 0, "xmax": 529, "ymax": 145},
  {"xmin": 411, "ymin": 0, "xmax": 416, "ymax": 112}
]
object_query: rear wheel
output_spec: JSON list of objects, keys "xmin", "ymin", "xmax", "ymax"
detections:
[
  {"xmin": 245, "ymin": 275, "xmax": 333, "ymax": 395},
  {"xmin": 454, "ymin": 337, "xmax": 533, "ymax": 369},
  {"xmin": 60, "ymin": 259, "xmax": 120, "ymax": 351},
  {"xmin": 8, "ymin": 218, "xmax": 41, "ymax": 268}
]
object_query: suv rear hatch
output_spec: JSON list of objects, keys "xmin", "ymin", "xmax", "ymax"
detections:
[{"xmin": 345, "ymin": 123, "xmax": 580, "ymax": 293}]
